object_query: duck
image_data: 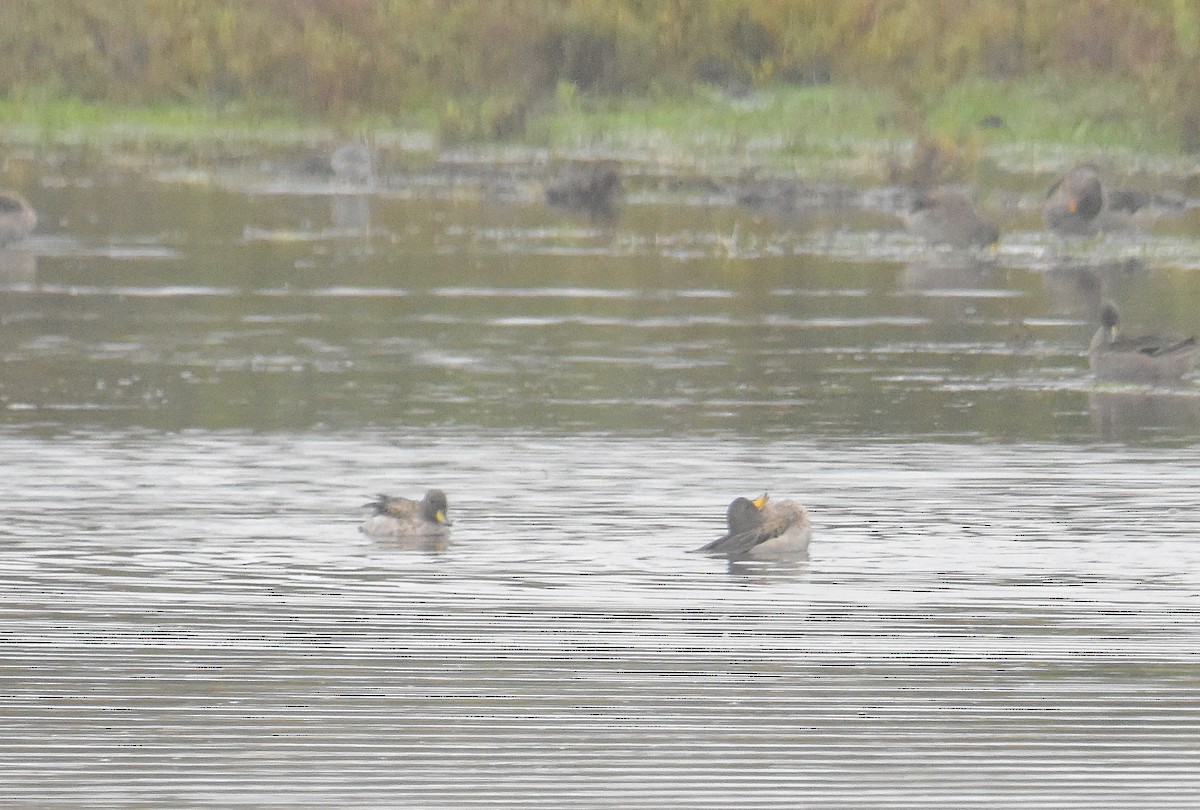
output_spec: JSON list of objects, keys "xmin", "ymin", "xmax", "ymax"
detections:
[
  {"xmin": 693, "ymin": 493, "xmax": 812, "ymax": 562},
  {"xmin": 0, "ymin": 190, "xmax": 36, "ymax": 245},
  {"xmin": 330, "ymin": 141, "xmax": 374, "ymax": 185},
  {"xmin": 545, "ymin": 160, "xmax": 622, "ymax": 220},
  {"xmin": 903, "ymin": 187, "xmax": 999, "ymax": 248},
  {"xmin": 1089, "ymin": 301, "xmax": 1197, "ymax": 383},
  {"xmin": 1043, "ymin": 164, "xmax": 1105, "ymax": 237},
  {"xmin": 360, "ymin": 489, "xmax": 452, "ymax": 538}
]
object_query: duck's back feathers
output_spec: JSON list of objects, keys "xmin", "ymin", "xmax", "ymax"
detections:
[{"xmin": 364, "ymin": 493, "xmax": 418, "ymax": 517}]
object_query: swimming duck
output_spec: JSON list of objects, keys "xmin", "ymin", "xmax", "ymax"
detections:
[
  {"xmin": 545, "ymin": 160, "xmax": 622, "ymax": 220},
  {"xmin": 694, "ymin": 493, "xmax": 812, "ymax": 561},
  {"xmin": 330, "ymin": 141, "xmax": 374, "ymax": 185},
  {"xmin": 1089, "ymin": 302, "xmax": 1197, "ymax": 383},
  {"xmin": 360, "ymin": 489, "xmax": 452, "ymax": 538},
  {"xmin": 903, "ymin": 187, "xmax": 999, "ymax": 248},
  {"xmin": 0, "ymin": 190, "xmax": 36, "ymax": 245},
  {"xmin": 1043, "ymin": 164, "xmax": 1105, "ymax": 237}
]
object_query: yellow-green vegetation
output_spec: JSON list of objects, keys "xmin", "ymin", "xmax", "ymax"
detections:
[
  {"xmin": 0, "ymin": 95, "xmax": 340, "ymax": 148},
  {"xmin": 1, "ymin": 0, "xmax": 1198, "ymax": 163}
]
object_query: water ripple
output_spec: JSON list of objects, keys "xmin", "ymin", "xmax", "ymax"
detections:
[{"xmin": 3, "ymin": 432, "xmax": 1200, "ymax": 806}]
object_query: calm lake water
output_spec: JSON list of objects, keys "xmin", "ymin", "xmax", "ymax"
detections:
[{"xmin": 3, "ymin": 148, "xmax": 1200, "ymax": 806}]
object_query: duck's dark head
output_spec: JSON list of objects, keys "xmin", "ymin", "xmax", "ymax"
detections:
[
  {"xmin": 423, "ymin": 489, "xmax": 451, "ymax": 525},
  {"xmin": 726, "ymin": 493, "xmax": 769, "ymax": 534},
  {"xmin": 1099, "ymin": 302, "xmax": 1121, "ymax": 332}
]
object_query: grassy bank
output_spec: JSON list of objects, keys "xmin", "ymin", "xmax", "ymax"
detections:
[
  {"xmin": 532, "ymin": 75, "xmax": 1180, "ymax": 173},
  {"xmin": 0, "ymin": 72, "xmax": 1185, "ymax": 181}
]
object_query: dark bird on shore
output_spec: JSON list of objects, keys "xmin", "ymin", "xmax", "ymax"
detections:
[
  {"xmin": 0, "ymin": 190, "xmax": 36, "ymax": 245},
  {"xmin": 545, "ymin": 161, "xmax": 622, "ymax": 220},
  {"xmin": 693, "ymin": 493, "xmax": 811, "ymax": 562},
  {"xmin": 360, "ymin": 489, "xmax": 452, "ymax": 538},
  {"xmin": 1044, "ymin": 164, "xmax": 1106, "ymax": 237},
  {"xmin": 1089, "ymin": 302, "xmax": 1197, "ymax": 383},
  {"xmin": 903, "ymin": 187, "xmax": 999, "ymax": 248}
]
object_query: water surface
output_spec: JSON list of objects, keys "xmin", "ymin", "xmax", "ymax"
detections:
[{"xmin": 2, "ymin": 151, "xmax": 1200, "ymax": 806}]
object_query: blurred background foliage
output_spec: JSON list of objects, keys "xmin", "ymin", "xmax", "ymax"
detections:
[{"xmin": 3, "ymin": 0, "xmax": 1200, "ymax": 150}]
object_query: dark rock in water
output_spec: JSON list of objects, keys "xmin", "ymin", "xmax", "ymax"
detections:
[{"xmin": 545, "ymin": 161, "xmax": 622, "ymax": 220}]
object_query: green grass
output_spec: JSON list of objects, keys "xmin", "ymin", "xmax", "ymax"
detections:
[
  {"xmin": 529, "ymin": 83, "xmax": 896, "ymax": 162},
  {"xmin": 929, "ymin": 75, "xmax": 1176, "ymax": 152},
  {"xmin": 523, "ymin": 75, "xmax": 1187, "ymax": 179},
  {"xmin": 0, "ymin": 73, "xmax": 1184, "ymax": 176},
  {"xmin": 0, "ymin": 95, "xmax": 377, "ymax": 150}
]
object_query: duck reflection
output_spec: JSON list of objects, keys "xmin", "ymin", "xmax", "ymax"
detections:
[
  {"xmin": 900, "ymin": 257, "xmax": 1004, "ymax": 324},
  {"xmin": 901, "ymin": 256, "xmax": 999, "ymax": 292},
  {"xmin": 330, "ymin": 194, "xmax": 371, "ymax": 234},
  {"xmin": 330, "ymin": 141, "xmax": 373, "ymax": 235},
  {"xmin": 0, "ymin": 247, "xmax": 35, "ymax": 286},
  {"xmin": 723, "ymin": 557, "xmax": 809, "ymax": 579},
  {"xmin": 1043, "ymin": 258, "xmax": 1146, "ymax": 315},
  {"xmin": 1089, "ymin": 390, "xmax": 1200, "ymax": 439}
]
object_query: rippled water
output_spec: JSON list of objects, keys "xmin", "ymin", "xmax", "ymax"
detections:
[
  {"xmin": 3, "ymin": 150, "xmax": 1200, "ymax": 806},
  {"xmin": 5, "ymin": 433, "xmax": 1200, "ymax": 807}
]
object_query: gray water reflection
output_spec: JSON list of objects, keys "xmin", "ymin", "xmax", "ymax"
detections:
[
  {"xmin": 4, "ymin": 152, "xmax": 1200, "ymax": 806},
  {"xmin": 1, "ymin": 155, "xmax": 1199, "ymax": 440},
  {"xmin": 3, "ymin": 431, "xmax": 1200, "ymax": 807}
]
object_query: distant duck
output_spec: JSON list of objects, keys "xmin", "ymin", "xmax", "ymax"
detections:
[
  {"xmin": 360, "ymin": 489, "xmax": 452, "ymax": 538},
  {"xmin": 1089, "ymin": 302, "xmax": 1197, "ymax": 383},
  {"xmin": 545, "ymin": 160, "xmax": 622, "ymax": 219},
  {"xmin": 0, "ymin": 190, "xmax": 36, "ymax": 245},
  {"xmin": 1102, "ymin": 187, "xmax": 1186, "ymax": 230},
  {"xmin": 330, "ymin": 141, "xmax": 374, "ymax": 185},
  {"xmin": 903, "ymin": 187, "xmax": 999, "ymax": 248},
  {"xmin": 1043, "ymin": 164, "xmax": 1105, "ymax": 237},
  {"xmin": 694, "ymin": 493, "xmax": 812, "ymax": 562}
]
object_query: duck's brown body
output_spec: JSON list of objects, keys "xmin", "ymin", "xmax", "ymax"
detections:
[{"xmin": 904, "ymin": 188, "xmax": 998, "ymax": 248}]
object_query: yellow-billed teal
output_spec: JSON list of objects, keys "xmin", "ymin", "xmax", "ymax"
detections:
[
  {"xmin": 1089, "ymin": 302, "xmax": 1197, "ymax": 383},
  {"xmin": 694, "ymin": 493, "xmax": 812, "ymax": 561},
  {"xmin": 360, "ymin": 489, "xmax": 452, "ymax": 538}
]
